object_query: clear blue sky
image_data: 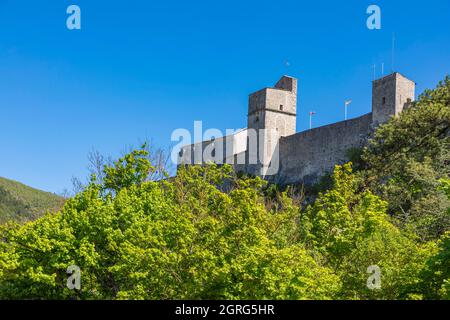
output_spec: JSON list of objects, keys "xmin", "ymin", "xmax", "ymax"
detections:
[{"xmin": 0, "ymin": 0, "xmax": 449, "ymax": 193}]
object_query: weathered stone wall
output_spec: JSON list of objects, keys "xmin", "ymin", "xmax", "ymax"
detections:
[
  {"xmin": 275, "ymin": 113, "xmax": 373, "ymax": 185},
  {"xmin": 178, "ymin": 129, "xmax": 247, "ymax": 166},
  {"xmin": 372, "ymin": 73, "xmax": 415, "ymax": 125},
  {"xmin": 178, "ymin": 72, "xmax": 416, "ymax": 186},
  {"xmin": 246, "ymin": 76, "xmax": 297, "ymax": 176},
  {"xmin": 395, "ymin": 74, "xmax": 415, "ymax": 114}
]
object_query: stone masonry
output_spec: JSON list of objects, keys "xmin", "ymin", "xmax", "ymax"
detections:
[{"xmin": 178, "ymin": 72, "xmax": 416, "ymax": 185}]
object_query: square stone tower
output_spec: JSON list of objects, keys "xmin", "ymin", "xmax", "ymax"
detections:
[
  {"xmin": 246, "ymin": 76, "xmax": 298, "ymax": 176},
  {"xmin": 372, "ymin": 72, "xmax": 415, "ymax": 125}
]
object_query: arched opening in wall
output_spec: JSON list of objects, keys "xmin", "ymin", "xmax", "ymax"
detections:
[
  {"xmin": 280, "ymin": 105, "xmax": 283, "ymax": 111},
  {"xmin": 382, "ymin": 97, "xmax": 386, "ymax": 105}
]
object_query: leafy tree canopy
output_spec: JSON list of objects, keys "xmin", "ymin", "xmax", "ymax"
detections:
[
  {"xmin": 361, "ymin": 77, "xmax": 450, "ymax": 241},
  {"xmin": 1, "ymin": 77, "xmax": 449, "ymax": 300}
]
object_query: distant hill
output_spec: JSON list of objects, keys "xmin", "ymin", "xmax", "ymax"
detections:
[{"xmin": 0, "ymin": 177, "xmax": 65, "ymax": 224}]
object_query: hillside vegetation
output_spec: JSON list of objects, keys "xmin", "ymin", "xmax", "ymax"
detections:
[
  {"xmin": 0, "ymin": 77, "xmax": 448, "ymax": 300},
  {"xmin": 0, "ymin": 177, "xmax": 64, "ymax": 224}
]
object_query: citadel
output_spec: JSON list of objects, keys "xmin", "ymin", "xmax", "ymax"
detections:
[{"xmin": 178, "ymin": 72, "xmax": 416, "ymax": 185}]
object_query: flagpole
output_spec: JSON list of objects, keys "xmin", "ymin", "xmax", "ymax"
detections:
[
  {"xmin": 344, "ymin": 100, "xmax": 352, "ymax": 121},
  {"xmin": 309, "ymin": 111, "xmax": 316, "ymax": 129}
]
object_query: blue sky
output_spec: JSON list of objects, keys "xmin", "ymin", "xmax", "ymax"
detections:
[{"xmin": 0, "ymin": 0, "xmax": 449, "ymax": 193}]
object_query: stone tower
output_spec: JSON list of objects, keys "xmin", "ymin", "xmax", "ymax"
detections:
[
  {"xmin": 246, "ymin": 76, "xmax": 298, "ymax": 176},
  {"xmin": 372, "ymin": 72, "xmax": 415, "ymax": 125},
  {"xmin": 178, "ymin": 72, "xmax": 419, "ymax": 186}
]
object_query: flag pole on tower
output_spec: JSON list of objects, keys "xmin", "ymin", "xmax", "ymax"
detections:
[
  {"xmin": 345, "ymin": 100, "xmax": 352, "ymax": 120},
  {"xmin": 309, "ymin": 111, "xmax": 316, "ymax": 130}
]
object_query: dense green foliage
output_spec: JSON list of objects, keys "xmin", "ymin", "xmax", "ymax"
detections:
[
  {"xmin": 0, "ymin": 77, "xmax": 448, "ymax": 300},
  {"xmin": 0, "ymin": 158, "xmax": 446, "ymax": 299},
  {"xmin": 0, "ymin": 158, "xmax": 342, "ymax": 299},
  {"xmin": 0, "ymin": 177, "xmax": 64, "ymax": 224},
  {"xmin": 361, "ymin": 76, "xmax": 450, "ymax": 241},
  {"xmin": 418, "ymin": 180, "xmax": 450, "ymax": 299}
]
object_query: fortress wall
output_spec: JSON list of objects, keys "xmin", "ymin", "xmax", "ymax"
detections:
[
  {"xmin": 276, "ymin": 113, "xmax": 373, "ymax": 185},
  {"xmin": 179, "ymin": 129, "xmax": 248, "ymax": 166},
  {"xmin": 178, "ymin": 74, "xmax": 415, "ymax": 185}
]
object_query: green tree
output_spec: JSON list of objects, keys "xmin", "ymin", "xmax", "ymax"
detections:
[
  {"xmin": 418, "ymin": 232, "xmax": 450, "ymax": 299},
  {"xmin": 417, "ymin": 181, "xmax": 450, "ymax": 299},
  {"xmin": 2, "ymin": 73, "xmax": 450, "ymax": 301},
  {"xmin": 0, "ymin": 148, "xmax": 340, "ymax": 300},
  {"xmin": 103, "ymin": 145, "xmax": 155, "ymax": 192},
  {"xmin": 362, "ymin": 77, "xmax": 450, "ymax": 240},
  {"xmin": 299, "ymin": 164, "xmax": 434, "ymax": 299}
]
